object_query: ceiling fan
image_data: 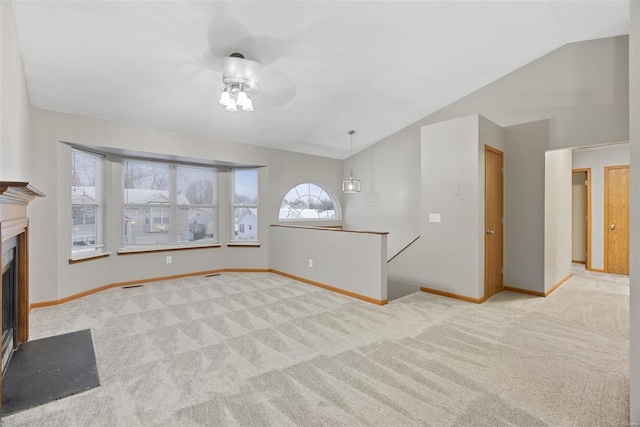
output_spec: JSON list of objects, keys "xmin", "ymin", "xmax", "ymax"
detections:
[{"xmin": 200, "ymin": 50, "xmax": 296, "ymax": 112}]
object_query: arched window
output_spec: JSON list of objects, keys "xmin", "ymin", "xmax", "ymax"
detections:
[{"xmin": 279, "ymin": 182, "xmax": 339, "ymax": 220}]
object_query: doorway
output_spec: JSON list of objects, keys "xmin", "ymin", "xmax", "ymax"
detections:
[
  {"xmin": 571, "ymin": 169, "xmax": 591, "ymax": 269},
  {"xmin": 484, "ymin": 145, "xmax": 504, "ymax": 299},
  {"xmin": 604, "ymin": 165, "xmax": 629, "ymax": 274}
]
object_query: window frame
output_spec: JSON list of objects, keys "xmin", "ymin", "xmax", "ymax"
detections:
[
  {"xmin": 122, "ymin": 158, "xmax": 218, "ymax": 249},
  {"xmin": 231, "ymin": 168, "xmax": 259, "ymax": 243},
  {"xmin": 71, "ymin": 148, "xmax": 104, "ymax": 258},
  {"xmin": 278, "ymin": 181, "xmax": 340, "ymax": 222}
]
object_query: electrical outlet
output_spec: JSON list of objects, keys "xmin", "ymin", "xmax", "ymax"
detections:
[
  {"xmin": 166, "ymin": 256, "xmax": 172, "ymax": 264},
  {"xmin": 556, "ymin": 260, "xmax": 559, "ymax": 271},
  {"xmin": 308, "ymin": 259, "xmax": 313, "ymax": 268}
]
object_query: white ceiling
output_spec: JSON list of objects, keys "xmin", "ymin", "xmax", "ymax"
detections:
[{"xmin": 12, "ymin": 1, "xmax": 630, "ymax": 159}]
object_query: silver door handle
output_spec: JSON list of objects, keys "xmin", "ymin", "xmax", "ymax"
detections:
[
  {"xmin": 486, "ymin": 229, "xmax": 494, "ymax": 235},
  {"xmin": 610, "ymin": 224, "xmax": 616, "ymax": 230}
]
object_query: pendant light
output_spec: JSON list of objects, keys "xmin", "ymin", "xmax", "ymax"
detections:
[{"xmin": 342, "ymin": 130, "xmax": 361, "ymax": 193}]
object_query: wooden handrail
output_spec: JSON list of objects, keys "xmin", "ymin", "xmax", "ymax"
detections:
[
  {"xmin": 270, "ymin": 224, "xmax": 388, "ymax": 235},
  {"xmin": 387, "ymin": 236, "xmax": 421, "ymax": 263}
]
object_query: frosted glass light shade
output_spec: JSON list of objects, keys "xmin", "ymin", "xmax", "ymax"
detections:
[
  {"xmin": 225, "ymin": 98, "xmax": 238, "ymax": 112},
  {"xmin": 236, "ymin": 90, "xmax": 248, "ymax": 107},
  {"xmin": 219, "ymin": 89, "xmax": 230, "ymax": 106},
  {"xmin": 241, "ymin": 97, "xmax": 254, "ymax": 112},
  {"xmin": 342, "ymin": 176, "xmax": 361, "ymax": 193}
]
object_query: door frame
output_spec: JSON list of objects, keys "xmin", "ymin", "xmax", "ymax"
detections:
[
  {"xmin": 484, "ymin": 145, "xmax": 504, "ymax": 299},
  {"xmin": 572, "ymin": 168, "xmax": 591, "ymax": 270},
  {"xmin": 604, "ymin": 164, "xmax": 630, "ymax": 273}
]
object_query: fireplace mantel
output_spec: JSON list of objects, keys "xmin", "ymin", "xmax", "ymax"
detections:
[
  {"xmin": 0, "ymin": 181, "xmax": 44, "ymax": 416},
  {"xmin": 0, "ymin": 182, "xmax": 45, "ymax": 206}
]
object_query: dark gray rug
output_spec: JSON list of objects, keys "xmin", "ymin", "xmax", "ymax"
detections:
[{"xmin": 1, "ymin": 329, "xmax": 100, "ymax": 416}]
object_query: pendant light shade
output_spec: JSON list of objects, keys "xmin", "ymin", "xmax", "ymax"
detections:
[
  {"xmin": 342, "ymin": 130, "xmax": 361, "ymax": 193},
  {"xmin": 342, "ymin": 172, "xmax": 361, "ymax": 193}
]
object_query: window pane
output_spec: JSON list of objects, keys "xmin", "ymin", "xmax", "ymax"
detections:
[
  {"xmin": 177, "ymin": 166, "xmax": 215, "ymax": 205},
  {"xmin": 72, "ymin": 205, "xmax": 97, "ymax": 248},
  {"xmin": 71, "ymin": 149, "xmax": 102, "ymax": 255},
  {"xmin": 123, "ymin": 160, "xmax": 170, "ymax": 204},
  {"xmin": 279, "ymin": 183, "xmax": 337, "ymax": 220},
  {"xmin": 72, "ymin": 150, "xmax": 97, "ymax": 189},
  {"xmin": 71, "ymin": 151, "xmax": 97, "ymax": 205},
  {"xmin": 234, "ymin": 169, "xmax": 258, "ymax": 205},
  {"xmin": 175, "ymin": 207, "xmax": 215, "ymax": 242},
  {"xmin": 234, "ymin": 207, "xmax": 257, "ymax": 240},
  {"xmin": 124, "ymin": 206, "xmax": 170, "ymax": 245}
]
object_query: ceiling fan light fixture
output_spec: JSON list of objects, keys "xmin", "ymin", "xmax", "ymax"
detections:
[
  {"xmin": 225, "ymin": 97, "xmax": 238, "ymax": 112},
  {"xmin": 241, "ymin": 96, "xmax": 254, "ymax": 112},
  {"xmin": 219, "ymin": 86, "xmax": 230, "ymax": 106},
  {"xmin": 236, "ymin": 88, "xmax": 248, "ymax": 107},
  {"xmin": 218, "ymin": 53, "xmax": 259, "ymax": 113}
]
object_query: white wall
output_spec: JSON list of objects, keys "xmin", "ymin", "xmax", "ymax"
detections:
[
  {"xmin": 629, "ymin": 1, "xmax": 639, "ymax": 423},
  {"xmin": 0, "ymin": 1, "xmax": 32, "ymax": 181},
  {"xmin": 544, "ymin": 149, "xmax": 573, "ymax": 291},
  {"xmin": 572, "ymin": 144, "xmax": 630, "ymax": 270},
  {"xmin": 270, "ymin": 226, "xmax": 387, "ymax": 302},
  {"xmin": 29, "ymin": 109, "xmax": 343, "ymax": 303}
]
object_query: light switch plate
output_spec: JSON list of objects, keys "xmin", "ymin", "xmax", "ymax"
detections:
[{"xmin": 429, "ymin": 213, "xmax": 441, "ymax": 223}]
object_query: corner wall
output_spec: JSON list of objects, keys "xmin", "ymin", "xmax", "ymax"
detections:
[
  {"xmin": 544, "ymin": 149, "xmax": 573, "ymax": 291},
  {"xmin": 0, "ymin": 1, "xmax": 32, "ymax": 181},
  {"xmin": 387, "ymin": 115, "xmax": 500, "ymax": 300},
  {"xmin": 345, "ymin": 36, "xmax": 628, "ymax": 296},
  {"xmin": 503, "ymin": 120, "xmax": 549, "ymax": 293}
]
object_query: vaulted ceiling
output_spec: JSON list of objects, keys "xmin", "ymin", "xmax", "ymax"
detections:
[{"xmin": 12, "ymin": 1, "xmax": 630, "ymax": 159}]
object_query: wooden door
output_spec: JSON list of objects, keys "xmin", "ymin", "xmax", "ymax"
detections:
[
  {"xmin": 485, "ymin": 146, "xmax": 504, "ymax": 298},
  {"xmin": 605, "ymin": 165, "xmax": 629, "ymax": 274}
]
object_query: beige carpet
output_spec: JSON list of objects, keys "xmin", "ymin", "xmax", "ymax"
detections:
[{"xmin": 3, "ymin": 266, "xmax": 628, "ymax": 426}]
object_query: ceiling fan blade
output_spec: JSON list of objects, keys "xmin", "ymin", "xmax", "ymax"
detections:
[{"xmin": 253, "ymin": 66, "xmax": 297, "ymax": 109}]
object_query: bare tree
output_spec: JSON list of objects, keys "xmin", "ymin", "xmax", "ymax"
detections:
[{"xmin": 124, "ymin": 162, "xmax": 169, "ymax": 190}]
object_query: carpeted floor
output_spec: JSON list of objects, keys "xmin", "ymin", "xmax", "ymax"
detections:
[{"xmin": 2, "ymin": 265, "xmax": 629, "ymax": 426}]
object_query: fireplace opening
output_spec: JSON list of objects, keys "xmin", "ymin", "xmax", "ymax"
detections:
[{"xmin": 1, "ymin": 236, "xmax": 18, "ymax": 375}]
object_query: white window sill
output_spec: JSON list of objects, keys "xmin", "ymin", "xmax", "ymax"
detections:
[
  {"xmin": 69, "ymin": 252, "xmax": 112, "ymax": 264},
  {"xmin": 118, "ymin": 243, "xmax": 221, "ymax": 255}
]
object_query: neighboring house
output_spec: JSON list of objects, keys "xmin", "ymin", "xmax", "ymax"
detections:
[
  {"xmin": 123, "ymin": 189, "xmax": 191, "ymax": 244},
  {"xmin": 235, "ymin": 210, "xmax": 257, "ymax": 240},
  {"xmin": 71, "ymin": 187, "xmax": 97, "ymax": 247},
  {"xmin": 189, "ymin": 213, "xmax": 214, "ymax": 241}
]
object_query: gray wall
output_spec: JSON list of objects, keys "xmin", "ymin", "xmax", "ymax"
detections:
[
  {"xmin": 572, "ymin": 144, "xmax": 630, "ymax": 270},
  {"xmin": 0, "ymin": 1, "xmax": 32, "ymax": 181},
  {"xmin": 629, "ymin": 0, "xmax": 639, "ymax": 423},
  {"xmin": 342, "ymin": 126, "xmax": 421, "ymax": 259},
  {"xmin": 503, "ymin": 120, "xmax": 549, "ymax": 292},
  {"xmin": 386, "ymin": 115, "xmax": 505, "ymax": 300},
  {"xmin": 571, "ymin": 171, "xmax": 587, "ymax": 263},
  {"xmin": 270, "ymin": 226, "xmax": 387, "ymax": 301},
  {"xmin": 29, "ymin": 109, "xmax": 343, "ymax": 303},
  {"xmin": 345, "ymin": 36, "xmax": 628, "ymax": 297}
]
